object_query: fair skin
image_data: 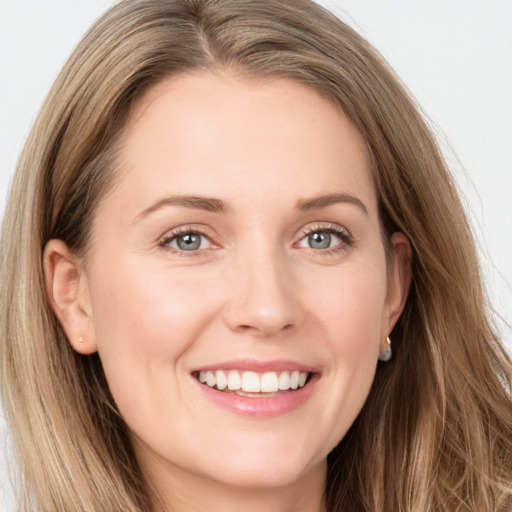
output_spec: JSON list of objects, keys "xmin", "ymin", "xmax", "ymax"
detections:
[{"xmin": 44, "ymin": 72, "xmax": 411, "ymax": 512}]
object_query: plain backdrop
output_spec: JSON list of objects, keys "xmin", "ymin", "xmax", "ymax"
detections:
[{"xmin": 1, "ymin": 1, "xmax": 511, "ymax": 509}]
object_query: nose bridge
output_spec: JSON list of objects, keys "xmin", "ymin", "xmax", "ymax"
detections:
[{"xmin": 224, "ymin": 236, "xmax": 300, "ymax": 337}]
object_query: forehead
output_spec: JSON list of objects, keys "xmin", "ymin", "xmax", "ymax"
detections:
[{"xmin": 105, "ymin": 71, "xmax": 377, "ymax": 219}]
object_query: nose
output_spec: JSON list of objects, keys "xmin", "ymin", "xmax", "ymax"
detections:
[{"xmin": 223, "ymin": 248, "xmax": 302, "ymax": 338}]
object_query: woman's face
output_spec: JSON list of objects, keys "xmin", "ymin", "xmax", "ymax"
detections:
[{"xmin": 48, "ymin": 72, "xmax": 410, "ymax": 492}]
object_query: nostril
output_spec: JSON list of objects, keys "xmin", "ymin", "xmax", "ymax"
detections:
[
  {"xmin": 234, "ymin": 322, "xmax": 295, "ymax": 337},
  {"xmin": 223, "ymin": 290, "xmax": 301, "ymax": 337}
]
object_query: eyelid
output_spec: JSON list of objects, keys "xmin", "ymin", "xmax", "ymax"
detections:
[
  {"xmin": 295, "ymin": 222, "xmax": 354, "ymax": 251},
  {"xmin": 300, "ymin": 222, "xmax": 349, "ymax": 235},
  {"xmin": 158, "ymin": 225, "xmax": 219, "ymax": 255},
  {"xmin": 298, "ymin": 222, "xmax": 352, "ymax": 239},
  {"xmin": 157, "ymin": 221, "xmax": 353, "ymax": 256}
]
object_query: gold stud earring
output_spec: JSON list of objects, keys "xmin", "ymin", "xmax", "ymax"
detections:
[{"xmin": 378, "ymin": 336, "xmax": 392, "ymax": 362}]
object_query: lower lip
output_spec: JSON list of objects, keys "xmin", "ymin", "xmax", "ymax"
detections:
[{"xmin": 193, "ymin": 374, "xmax": 319, "ymax": 418}]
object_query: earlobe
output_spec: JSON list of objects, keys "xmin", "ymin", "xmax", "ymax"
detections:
[
  {"xmin": 43, "ymin": 239, "xmax": 97, "ymax": 355},
  {"xmin": 382, "ymin": 231, "xmax": 412, "ymax": 341}
]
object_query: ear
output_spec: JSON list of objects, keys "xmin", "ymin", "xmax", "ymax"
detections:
[
  {"xmin": 380, "ymin": 231, "xmax": 412, "ymax": 350},
  {"xmin": 43, "ymin": 239, "xmax": 97, "ymax": 354}
]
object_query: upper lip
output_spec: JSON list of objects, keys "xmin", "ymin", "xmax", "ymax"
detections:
[{"xmin": 190, "ymin": 359, "xmax": 319, "ymax": 374}]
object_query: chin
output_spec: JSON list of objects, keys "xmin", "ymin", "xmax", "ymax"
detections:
[
  {"xmin": 194, "ymin": 438, "xmax": 326, "ymax": 490},
  {"xmin": 208, "ymin": 461, "xmax": 318, "ymax": 490}
]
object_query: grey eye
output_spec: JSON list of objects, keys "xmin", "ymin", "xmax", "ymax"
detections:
[
  {"xmin": 298, "ymin": 229, "xmax": 344, "ymax": 250},
  {"xmin": 307, "ymin": 232, "xmax": 332, "ymax": 249},
  {"xmin": 174, "ymin": 233, "xmax": 205, "ymax": 251}
]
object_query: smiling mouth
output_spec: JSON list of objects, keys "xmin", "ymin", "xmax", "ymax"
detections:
[{"xmin": 193, "ymin": 369, "xmax": 311, "ymax": 396}]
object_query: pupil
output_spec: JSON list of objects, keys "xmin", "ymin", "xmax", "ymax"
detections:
[
  {"xmin": 309, "ymin": 232, "xmax": 331, "ymax": 249},
  {"xmin": 177, "ymin": 234, "xmax": 201, "ymax": 251}
]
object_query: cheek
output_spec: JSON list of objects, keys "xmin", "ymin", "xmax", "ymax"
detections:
[
  {"xmin": 308, "ymin": 261, "xmax": 387, "ymax": 350},
  {"xmin": 91, "ymin": 260, "xmax": 214, "ymax": 339},
  {"xmin": 305, "ymin": 263, "xmax": 387, "ymax": 439},
  {"xmin": 87, "ymin": 260, "xmax": 220, "ymax": 398}
]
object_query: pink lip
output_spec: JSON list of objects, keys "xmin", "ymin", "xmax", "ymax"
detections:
[
  {"xmin": 192, "ymin": 367, "xmax": 320, "ymax": 418},
  {"xmin": 191, "ymin": 359, "xmax": 318, "ymax": 373}
]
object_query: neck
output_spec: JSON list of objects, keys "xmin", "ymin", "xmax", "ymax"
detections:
[{"xmin": 142, "ymin": 455, "xmax": 328, "ymax": 512}]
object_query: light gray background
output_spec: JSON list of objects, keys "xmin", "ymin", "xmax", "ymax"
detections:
[{"xmin": 1, "ymin": 1, "xmax": 511, "ymax": 509}]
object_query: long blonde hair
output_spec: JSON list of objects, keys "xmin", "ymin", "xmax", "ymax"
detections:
[{"xmin": 1, "ymin": 1, "xmax": 511, "ymax": 510}]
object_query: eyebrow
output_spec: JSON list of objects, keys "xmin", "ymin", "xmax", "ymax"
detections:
[
  {"xmin": 296, "ymin": 193, "xmax": 368, "ymax": 215},
  {"xmin": 134, "ymin": 195, "xmax": 227, "ymax": 222},
  {"xmin": 134, "ymin": 191, "xmax": 368, "ymax": 222}
]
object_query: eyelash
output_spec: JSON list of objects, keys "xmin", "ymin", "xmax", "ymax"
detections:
[
  {"xmin": 158, "ymin": 226, "xmax": 215, "ymax": 258},
  {"xmin": 297, "ymin": 223, "xmax": 354, "ymax": 255},
  {"xmin": 158, "ymin": 223, "xmax": 354, "ymax": 257}
]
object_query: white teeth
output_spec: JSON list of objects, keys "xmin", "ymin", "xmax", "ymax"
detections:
[
  {"xmin": 205, "ymin": 371, "xmax": 216, "ymax": 388},
  {"xmin": 198, "ymin": 370, "xmax": 310, "ymax": 393},
  {"xmin": 227, "ymin": 370, "xmax": 242, "ymax": 390},
  {"xmin": 216, "ymin": 370, "xmax": 227, "ymax": 390},
  {"xmin": 290, "ymin": 370, "xmax": 300, "ymax": 390},
  {"xmin": 242, "ymin": 371, "xmax": 261, "ymax": 392},
  {"xmin": 278, "ymin": 371, "xmax": 291, "ymax": 390},
  {"xmin": 260, "ymin": 372, "xmax": 279, "ymax": 392}
]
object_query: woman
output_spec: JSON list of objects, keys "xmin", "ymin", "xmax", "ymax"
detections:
[{"xmin": 1, "ymin": 0, "xmax": 511, "ymax": 510}]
